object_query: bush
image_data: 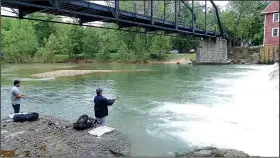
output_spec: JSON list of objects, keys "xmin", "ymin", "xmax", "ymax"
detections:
[
  {"xmin": 116, "ymin": 42, "xmax": 136, "ymax": 63},
  {"xmin": 149, "ymin": 52, "xmax": 167, "ymax": 60},
  {"xmin": 33, "ymin": 47, "xmax": 55, "ymax": 63},
  {"xmin": 54, "ymin": 55, "xmax": 70, "ymax": 63},
  {"xmin": 97, "ymin": 48, "xmax": 111, "ymax": 61}
]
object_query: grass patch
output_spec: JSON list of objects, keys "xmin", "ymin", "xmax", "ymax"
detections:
[
  {"xmin": 166, "ymin": 53, "xmax": 196, "ymax": 61},
  {"xmin": 184, "ymin": 53, "xmax": 196, "ymax": 61},
  {"xmin": 110, "ymin": 53, "xmax": 120, "ymax": 61},
  {"xmin": 54, "ymin": 54, "xmax": 70, "ymax": 63}
]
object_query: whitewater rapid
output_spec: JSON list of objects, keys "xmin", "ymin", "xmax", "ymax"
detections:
[{"xmin": 149, "ymin": 63, "xmax": 279, "ymax": 157}]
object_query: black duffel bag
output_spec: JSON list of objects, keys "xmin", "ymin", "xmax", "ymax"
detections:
[
  {"xmin": 13, "ymin": 112, "xmax": 39, "ymax": 122},
  {"xmin": 13, "ymin": 114, "xmax": 27, "ymax": 122},
  {"xmin": 26, "ymin": 112, "xmax": 39, "ymax": 121},
  {"xmin": 73, "ymin": 114, "xmax": 97, "ymax": 130}
]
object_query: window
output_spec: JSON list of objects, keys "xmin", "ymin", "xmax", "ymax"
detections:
[
  {"xmin": 272, "ymin": 27, "xmax": 279, "ymax": 37},
  {"xmin": 273, "ymin": 13, "xmax": 279, "ymax": 22}
]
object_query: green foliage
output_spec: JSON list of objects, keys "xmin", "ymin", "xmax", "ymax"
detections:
[
  {"xmin": 117, "ymin": 41, "xmax": 136, "ymax": 63},
  {"xmin": 33, "ymin": 47, "xmax": 55, "ymax": 63},
  {"xmin": 171, "ymin": 36, "xmax": 199, "ymax": 53},
  {"xmin": 82, "ymin": 28, "xmax": 100, "ymax": 58},
  {"xmin": 67, "ymin": 26, "xmax": 84, "ymax": 59},
  {"xmin": 149, "ymin": 35, "xmax": 171, "ymax": 59},
  {"xmin": 29, "ymin": 13, "xmax": 56, "ymax": 46},
  {"xmin": 221, "ymin": 1, "xmax": 270, "ymax": 45},
  {"xmin": 54, "ymin": 55, "xmax": 70, "ymax": 63},
  {"xmin": 97, "ymin": 47, "xmax": 112, "ymax": 61},
  {"xmin": 44, "ymin": 34, "xmax": 63, "ymax": 55},
  {"xmin": 2, "ymin": 20, "xmax": 38, "ymax": 63}
]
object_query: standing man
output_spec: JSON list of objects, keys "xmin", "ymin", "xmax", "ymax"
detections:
[
  {"xmin": 11, "ymin": 80, "xmax": 24, "ymax": 113},
  {"xmin": 94, "ymin": 88, "xmax": 119, "ymax": 126}
]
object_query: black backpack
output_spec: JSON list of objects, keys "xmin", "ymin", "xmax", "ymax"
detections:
[{"xmin": 73, "ymin": 114, "xmax": 96, "ymax": 130}]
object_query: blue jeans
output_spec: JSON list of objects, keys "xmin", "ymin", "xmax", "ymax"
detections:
[
  {"xmin": 96, "ymin": 117, "xmax": 106, "ymax": 126},
  {"xmin": 12, "ymin": 104, "xmax": 20, "ymax": 113}
]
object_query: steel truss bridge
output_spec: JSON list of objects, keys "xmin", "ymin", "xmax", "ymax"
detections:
[{"xmin": 1, "ymin": 0, "xmax": 224, "ymax": 38}]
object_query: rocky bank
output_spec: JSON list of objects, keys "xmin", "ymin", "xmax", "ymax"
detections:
[
  {"xmin": 1, "ymin": 115, "xmax": 130, "ymax": 157},
  {"xmin": 1, "ymin": 115, "xmax": 252, "ymax": 157},
  {"xmin": 175, "ymin": 147, "xmax": 250, "ymax": 157}
]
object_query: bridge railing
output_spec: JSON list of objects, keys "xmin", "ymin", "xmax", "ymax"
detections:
[{"xmin": 103, "ymin": 0, "xmax": 221, "ymax": 35}]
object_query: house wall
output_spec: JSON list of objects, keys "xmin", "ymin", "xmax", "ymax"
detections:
[{"xmin": 264, "ymin": 13, "xmax": 279, "ymax": 46}]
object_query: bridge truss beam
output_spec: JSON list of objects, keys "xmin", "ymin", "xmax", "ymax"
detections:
[{"xmin": 1, "ymin": 0, "xmax": 224, "ymax": 38}]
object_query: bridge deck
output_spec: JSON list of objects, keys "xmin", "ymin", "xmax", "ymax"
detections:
[{"xmin": 1, "ymin": 0, "xmax": 218, "ymax": 37}]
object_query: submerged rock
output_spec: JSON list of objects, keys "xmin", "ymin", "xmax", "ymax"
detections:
[
  {"xmin": 1, "ymin": 115, "xmax": 130, "ymax": 157},
  {"xmin": 175, "ymin": 147, "xmax": 250, "ymax": 157}
]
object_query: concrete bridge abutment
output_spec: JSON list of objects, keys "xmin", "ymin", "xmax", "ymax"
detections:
[{"xmin": 196, "ymin": 37, "xmax": 228, "ymax": 64}]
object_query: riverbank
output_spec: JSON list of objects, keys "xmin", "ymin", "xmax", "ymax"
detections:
[
  {"xmin": 175, "ymin": 147, "xmax": 250, "ymax": 157},
  {"xmin": 23, "ymin": 54, "xmax": 194, "ymax": 78},
  {"xmin": 31, "ymin": 69, "xmax": 153, "ymax": 78},
  {"xmin": 3, "ymin": 54, "xmax": 196, "ymax": 65},
  {"xmin": 1, "ymin": 115, "xmax": 252, "ymax": 157},
  {"xmin": 1, "ymin": 115, "xmax": 130, "ymax": 157}
]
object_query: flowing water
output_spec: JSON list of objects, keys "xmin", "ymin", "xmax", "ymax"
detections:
[{"xmin": 1, "ymin": 63, "xmax": 279, "ymax": 156}]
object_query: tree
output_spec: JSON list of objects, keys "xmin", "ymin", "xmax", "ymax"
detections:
[
  {"xmin": 82, "ymin": 28, "xmax": 100, "ymax": 58},
  {"xmin": 67, "ymin": 26, "xmax": 84, "ymax": 59},
  {"xmin": 2, "ymin": 19, "xmax": 38, "ymax": 62},
  {"xmin": 28, "ymin": 13, "xmax": 56, "ymax": 46},
  {"xmin": 149, "ymin": 34, "xmax": 171, "ymax": 59},
  {"xmin": 171, "ymin": 36, "xmax": 199, "ymax": 53},
  {"xmin": 221, "ymin": 1, "xmax": 270, "ymax": 46}
]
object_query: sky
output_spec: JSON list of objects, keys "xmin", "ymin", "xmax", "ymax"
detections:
[
  {"xmin": 1, "ymin": 1, "xmax": 228, "ymax": 25},
  {"xmin": 214, "ymin": 1, "xmax": 229, "ymax": 8}
]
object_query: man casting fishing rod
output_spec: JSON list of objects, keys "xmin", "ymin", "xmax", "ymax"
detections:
[
  {"xmin": 94, "ymin": 88, "xmax": 119, "ymax": 126},
  {"xmin": 11, "ymin": 80, "xmax": 25, "ymax": 113}
]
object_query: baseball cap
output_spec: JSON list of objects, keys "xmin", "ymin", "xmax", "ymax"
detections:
[{"xmin": 96, "ymin": 88, "xmax": 103, "ymax": 93}]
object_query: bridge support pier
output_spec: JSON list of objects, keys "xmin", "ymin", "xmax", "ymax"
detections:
[{"xmin": 196, "ymin": 37, "xmax": 228, "ymax": 64}]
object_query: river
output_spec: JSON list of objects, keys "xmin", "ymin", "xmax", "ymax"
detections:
[{"xmin": 1, "ymin": 63, "xmax": 279, "ymax": 157}]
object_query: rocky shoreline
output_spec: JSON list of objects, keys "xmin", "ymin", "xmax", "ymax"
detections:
[
  {"xmin": 1, "ymin": 115, "xmax": 130, "ymax": 157},
  {"xmin": 1, "ymin": 115, "xmax": 252, "ymax": 157},
  {"xmin": 175, "ymin": 147, "xmax": 250, "ymax": 157}
]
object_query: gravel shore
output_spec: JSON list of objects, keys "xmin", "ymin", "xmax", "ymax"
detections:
[
  {"xmin": 31, "ymin": 70, "xmax": 151, "ymax": 78},
  {"xmin": 1, "ymin": 115, "xmax": 130, "ymax": 157}
]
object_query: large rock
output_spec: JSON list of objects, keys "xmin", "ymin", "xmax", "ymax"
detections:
[
  {"xmin": 1, "ymin": 115, "xmax": 130, "ymax": 157},
  {"xmin": 175, "ymin": 147, "xmax": 250, "ymax": 157}
]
